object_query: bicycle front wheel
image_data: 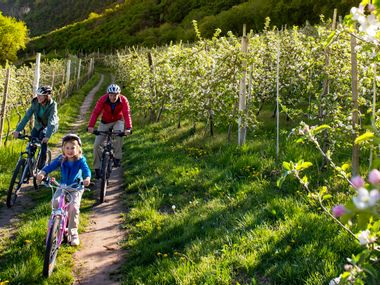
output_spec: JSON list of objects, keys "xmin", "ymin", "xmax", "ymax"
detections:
[
  {"xmin": 100, "ymin": 154, "xmax": 110, "ymax": 203},
  {"xmin": 7, "ymin": 158, "xmax": 26, "ymax": 208},
  {"xmin": 43, "ymin": 216, "xmax": 62, "ymax": 277}
]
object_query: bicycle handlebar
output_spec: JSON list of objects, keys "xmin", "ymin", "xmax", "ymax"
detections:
[
  {"xmin": 92, "ymin": 130, "xmax": 127, "ymax": 137},
  {"xmin": 42, "ymin": 177, "xmax": 89, "ymax": 191},
  {"xmin": 17, "ymin": 134, "xmax": 42, "ymax": 144}
]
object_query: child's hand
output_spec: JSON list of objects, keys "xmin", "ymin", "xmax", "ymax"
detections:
[
  {"xmin": 83, "ymin": 177, "xmax": 90, "ymax": 187},
  {"xmin": 37, "ymin": 171, "xmax": 45, "ymax": 182}
]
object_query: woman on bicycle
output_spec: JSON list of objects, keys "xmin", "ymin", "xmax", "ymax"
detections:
[
  {"xmin": 13, "ymin": 86, "xmax": 59, "ymax": 169},
  {"xmin": 37, "ymin": 134, "xmax": 91, "ymax": 246},
  {"xmin": 87, "ymin": 83, "xmax": 132, "ymax": 178}
]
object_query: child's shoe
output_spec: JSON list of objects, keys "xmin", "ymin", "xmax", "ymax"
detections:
[{"xmin": 71, "ymin": 234, "xmax": 80, "ymax": 246}]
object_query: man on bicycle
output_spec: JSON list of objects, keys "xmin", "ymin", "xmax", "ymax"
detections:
[
  {"xmin": 13, "ymin": 86, "xmax": 59, "ymax": 169},
  {"xmin": 87, "ymin": 83, "xmax": 132, "ymax": 178}
]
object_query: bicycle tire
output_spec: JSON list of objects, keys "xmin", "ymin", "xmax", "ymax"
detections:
[
  {"xmin": 6, "ymin": 159, "xmax": 26, "ymax": 208},
  {"xmin": 33, "ymin": 149, "xmax": 52, "ymax": 190},
  {"xmin": 43, "ymin": 216, "xmax": 61, "ymax": 277},
  {"xmin": 100, "ymin": 153, "xmax": 110, "ymax": 203}
]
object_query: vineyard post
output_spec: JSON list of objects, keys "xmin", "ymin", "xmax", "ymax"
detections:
[
  {"xmin": 0, "ymin": 68, "xmax": 10, "ymax": 145},
  {"xmin": 238, "ymin": 24, "xmax": 248, "ymax": 146},
  {"xmin": 51, "ymin": 71, "xmax": 55, "ymax": 89},
  {"xmin": 147, "ymin": 52, "xmax": 157, "ymax": 122},
  {"xmin": 32, "ymin": 53, "xmax": 41, "ymax": 94},
  {"xmin": 369, "ymin": 62, "xmax": 377, "ymax": 169},
  {"xmin": 276, "ymin": 37, "xmax": 281, "ymax": 161},
  {"xmin": 76, "ymin": 58, "xmax": 82, "ymax": 90},
  {"xmin": 350, "ymin": 34, "xmax": 360, "ymax": 176},
  {"xmin": 65, "ymin": 59, "xmax": 71, "ymax": 97}
]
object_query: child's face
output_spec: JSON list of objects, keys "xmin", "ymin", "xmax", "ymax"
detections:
[{"xmin": 63, "ymin": 141, "xmax": 80, "ymax": 159}]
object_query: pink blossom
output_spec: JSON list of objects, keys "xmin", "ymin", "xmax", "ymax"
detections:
[
  {"xmin": 351, "ymin": 176, "xmax": 364, "ymax": 189},
  {"xmin": 368, "ymin": 169, "xmax": 380, "ymax": 185},
  {"xmin": 332, "ymin": 205, "xmax": 346, "ymax": 217}
]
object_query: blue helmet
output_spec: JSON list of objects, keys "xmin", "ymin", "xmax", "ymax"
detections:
[{"xmin": 107, "ymin": 84, "xmax": 121, "ymax": 94}]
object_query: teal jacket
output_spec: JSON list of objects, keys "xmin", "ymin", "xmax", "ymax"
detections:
[{"xmin": 16, "ymin": 97, "xmax": 59, "ymax": 138}]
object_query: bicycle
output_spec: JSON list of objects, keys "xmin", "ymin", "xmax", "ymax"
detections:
[
  {"xmin": 6, "ymin": 134, "xmax": 52, "ymax": 208},
  {"xmin": 93, "ymin": 129, "xmax": 125, "ymax": 203},
  {"xmin": 42, "ymin": 177, "xmax": 85, "ymax": 277}
]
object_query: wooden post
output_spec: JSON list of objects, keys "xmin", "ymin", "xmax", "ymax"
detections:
[
  {"xmin": 238, "ymin": 24, "xmax": 248, "ymax": 146},
  {"xmin": 65, "ymin": 59, "xmax": 71, "ymax": 97},
  {"xmin": 276, "ymin": 39, "xmax": 281, "ymax": 161},
  {"xmin": 76, "ymin": 58, "xmax": 82, "ymax": 90},
  {"xmin": 51, "ymin": 71, "xmax": 55, "ymax": 89},
  {"xmin": 369, "ymin": 62, "xmax": 377, "ymax": 169},
  {"xmin": 0, "ymin": 68, "xmax": 10, "ymax": 145},
  {"xmin": 148, "ymin": 52, "xmax": 157, "ymax": 122},
  {"xmin": 351, "ymin": 34, "xmax": 360, "ymax": 176},
  {"xmin": 33, "ymin": 53, "xmax": 41, "ymax": 94}
]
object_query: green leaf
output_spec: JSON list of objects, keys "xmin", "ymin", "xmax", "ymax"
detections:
[
  {"xmin": 312, "ymin": 124, "xmax": 331, "ymax": 134},
  {"xmin": 322, "ymin": 194, "xmax": 332, "ymax": 200},
  {"xmin": 282, "ymin": 161, "xmax": 292, "ymax": 171},
  {"xmin": 354, "ymin": 131, "xmax": 374, "ymax": 145},
  {"xmin": 323, "ymin": 31, "xmax": 336, "ymax": 48}
]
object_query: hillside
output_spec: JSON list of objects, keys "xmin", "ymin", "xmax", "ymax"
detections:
[
  {"xmin": 0, "ymin": 0, "xmax": 123, "ymax": 36},
  {"xmin": 21, "ymin": 0, "xmax": 361, "ymax": 55}
]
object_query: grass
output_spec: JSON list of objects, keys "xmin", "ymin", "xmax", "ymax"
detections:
[
  {"xmin": 119, "ymin": 112, "xmax": 359, "ymax": 284},
  {"xmin": 0, "ymin": 75, "xmax": 361, "ymax": 284},
  {"xmin": 0, "ymin": 70, "xmax": 110, "ymax": 284}
]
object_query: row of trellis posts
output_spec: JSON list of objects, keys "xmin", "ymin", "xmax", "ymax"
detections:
[
  {"xmin": 236, "ymin": 9, "xmax": 372, "ymax": 176},
  {"xmin": 0, "ymin": 53, "xmax": 95, "ymax": 145}
]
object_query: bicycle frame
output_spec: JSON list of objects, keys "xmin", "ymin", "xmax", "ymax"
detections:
[
  {"xmin": 43, "ymin": 178, "xmax": 82, "ymax": 277},
  {"xmin": 93, "ymin": 129, "xmax": 124, "ymax": 203}
]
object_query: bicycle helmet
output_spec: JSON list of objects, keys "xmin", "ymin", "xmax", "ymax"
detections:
[
  {"xmin": 62, "ymin": 133, "xmax": 82, "ymax": 146},
  {"xmin": 107, "ymin": 84, "xmax": 121, "ymax": 94},
  {"xmin": 36, "ymin": 85, "xmax": 52, "ymax": 96}
]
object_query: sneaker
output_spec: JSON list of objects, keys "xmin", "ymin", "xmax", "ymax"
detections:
[
  {"xmin": 95, "ymin": 169, "xmax": 101, "ymax": 179},
  {"xmin": 71, "ymin": 234, "xmax": 80, "ymax": 246},
  {"xmin": 113, "ymin": 159, "xmax": 121, "ymax": 167}
]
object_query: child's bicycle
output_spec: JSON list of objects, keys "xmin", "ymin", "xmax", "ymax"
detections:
[
  {"xmin": 7, "ymin": 134, "xmax": 51, "ymax": 208},
  {"xmin": 93, "ymin": 129, "xmax": 125, "ymax": 203},
  {"xmin": 42, "ymin": 177, "xmax": 86, "ymax": 277}
]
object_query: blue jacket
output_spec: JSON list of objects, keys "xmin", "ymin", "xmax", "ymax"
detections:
[{"xmin": 42, "ymin": 155, "xmax": 91, "ymax": 188}]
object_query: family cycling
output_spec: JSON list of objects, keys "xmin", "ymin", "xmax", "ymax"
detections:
[{"xmin": 6, "ymin": 83, "xmax": 132, "ymax": 275}]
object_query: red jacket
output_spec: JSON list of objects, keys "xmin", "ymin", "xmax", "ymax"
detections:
[{"xmin": 88, "ymin": 94, "xmax": 132, "ymax": 129}]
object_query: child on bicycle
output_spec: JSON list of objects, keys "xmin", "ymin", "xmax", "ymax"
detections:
[{"xmin": 37, "ymin": 134, "xmax": 91, "ymax": 246}]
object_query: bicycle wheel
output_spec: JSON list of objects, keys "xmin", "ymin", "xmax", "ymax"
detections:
[
  {"xmin": 7, "ymin": 159, "xmax": 26, "ymax": 208},
  {"xmin": 100, "ymin": 153, "xmax": 110, "ymax": 203},
  {"xmin": 33, "ymin": 149, "xmax": 51, "ymax": 189},
  {"xmin": 43, "ymin": 216, "xmax": 61, "ymax": 277}
]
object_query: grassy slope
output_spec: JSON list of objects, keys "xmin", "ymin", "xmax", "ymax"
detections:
[
  {"xmin": 119, "ymin": 109, "xmax": 359, "ymax": 284},
  {"xmin": 26, "ymin": 0, "xmax": 360, "ymax": 55},
  {"xmin": 0, "ymin": 72, "xmax": 110, "ymax": 284}
]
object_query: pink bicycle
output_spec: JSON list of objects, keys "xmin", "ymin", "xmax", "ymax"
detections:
[{"xmin": 42, "ymin": 177, "xmax": 84, "ymax": 277}]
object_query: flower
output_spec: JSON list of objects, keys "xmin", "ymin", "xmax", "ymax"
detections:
[
  {"xmin": 368, "ymin": 169, "xmax": 380, "ymax": 185},
  {"xmin": 332, "ymin": 205, "xmax": 346, "ymax": 217},
  {"xmin": 329, "ymin": 276, "xmax": 341, "ymax": 285},
  {"xmin": 357, "ymin": 230, "xmax": 377, "ymax": 245},
  {"xmin": 351, "ymin": 176, "xmax": 365, "ymax": 189},
  {"xmin": 353, "ymin": 188, "xmax": 380, "ymax": 209}
]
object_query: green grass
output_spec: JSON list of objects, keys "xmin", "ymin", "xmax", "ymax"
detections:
[
  {"xmin": 0, "ymin": 71, "xmax": 109, "ymax": 284},
  {"xmin": 119, "ymin": 115, "xmax": 359, "ymax": 284}
]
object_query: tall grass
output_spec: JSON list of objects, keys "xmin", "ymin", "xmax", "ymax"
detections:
[{"xmin": 119, "ymin": 114, "xmax": 358, "ymax": 284}]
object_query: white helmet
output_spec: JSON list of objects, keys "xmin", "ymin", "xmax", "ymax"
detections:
[{"xmin": 107, "ymin": 84, "xmax": 121, "ymax": 94}]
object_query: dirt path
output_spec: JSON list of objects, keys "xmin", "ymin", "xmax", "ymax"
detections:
[{"xmin": 73, "ymin": 76, "xmax": 126, "ymax": 285}]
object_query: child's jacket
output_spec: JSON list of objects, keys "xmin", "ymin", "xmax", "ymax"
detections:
[{"xmin": 42, "ymin": 155, "xmax": 91, "ymax": 188}]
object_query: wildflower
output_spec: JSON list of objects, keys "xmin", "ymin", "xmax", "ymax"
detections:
[
  {"xmin": 353, "ymin": 188, "xmax": 380, "ymax": 209},
  {"xmin": 368, "ymin": 169, "xmax": 380, "ymax": 185},
  {"xmin": 329, "ymin": 276, "xmax": 341, "ymax": 285},
  {"xmin": 332, "ymin": 205, "xmax": 346, "ymax": 217},
  {"xmin": 357, "ymin": 230, "xmax": 377, "ymax": 245},
  {"xmin": 351, "ymin": 176, "xmax": 364, "ymax": 189}
]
